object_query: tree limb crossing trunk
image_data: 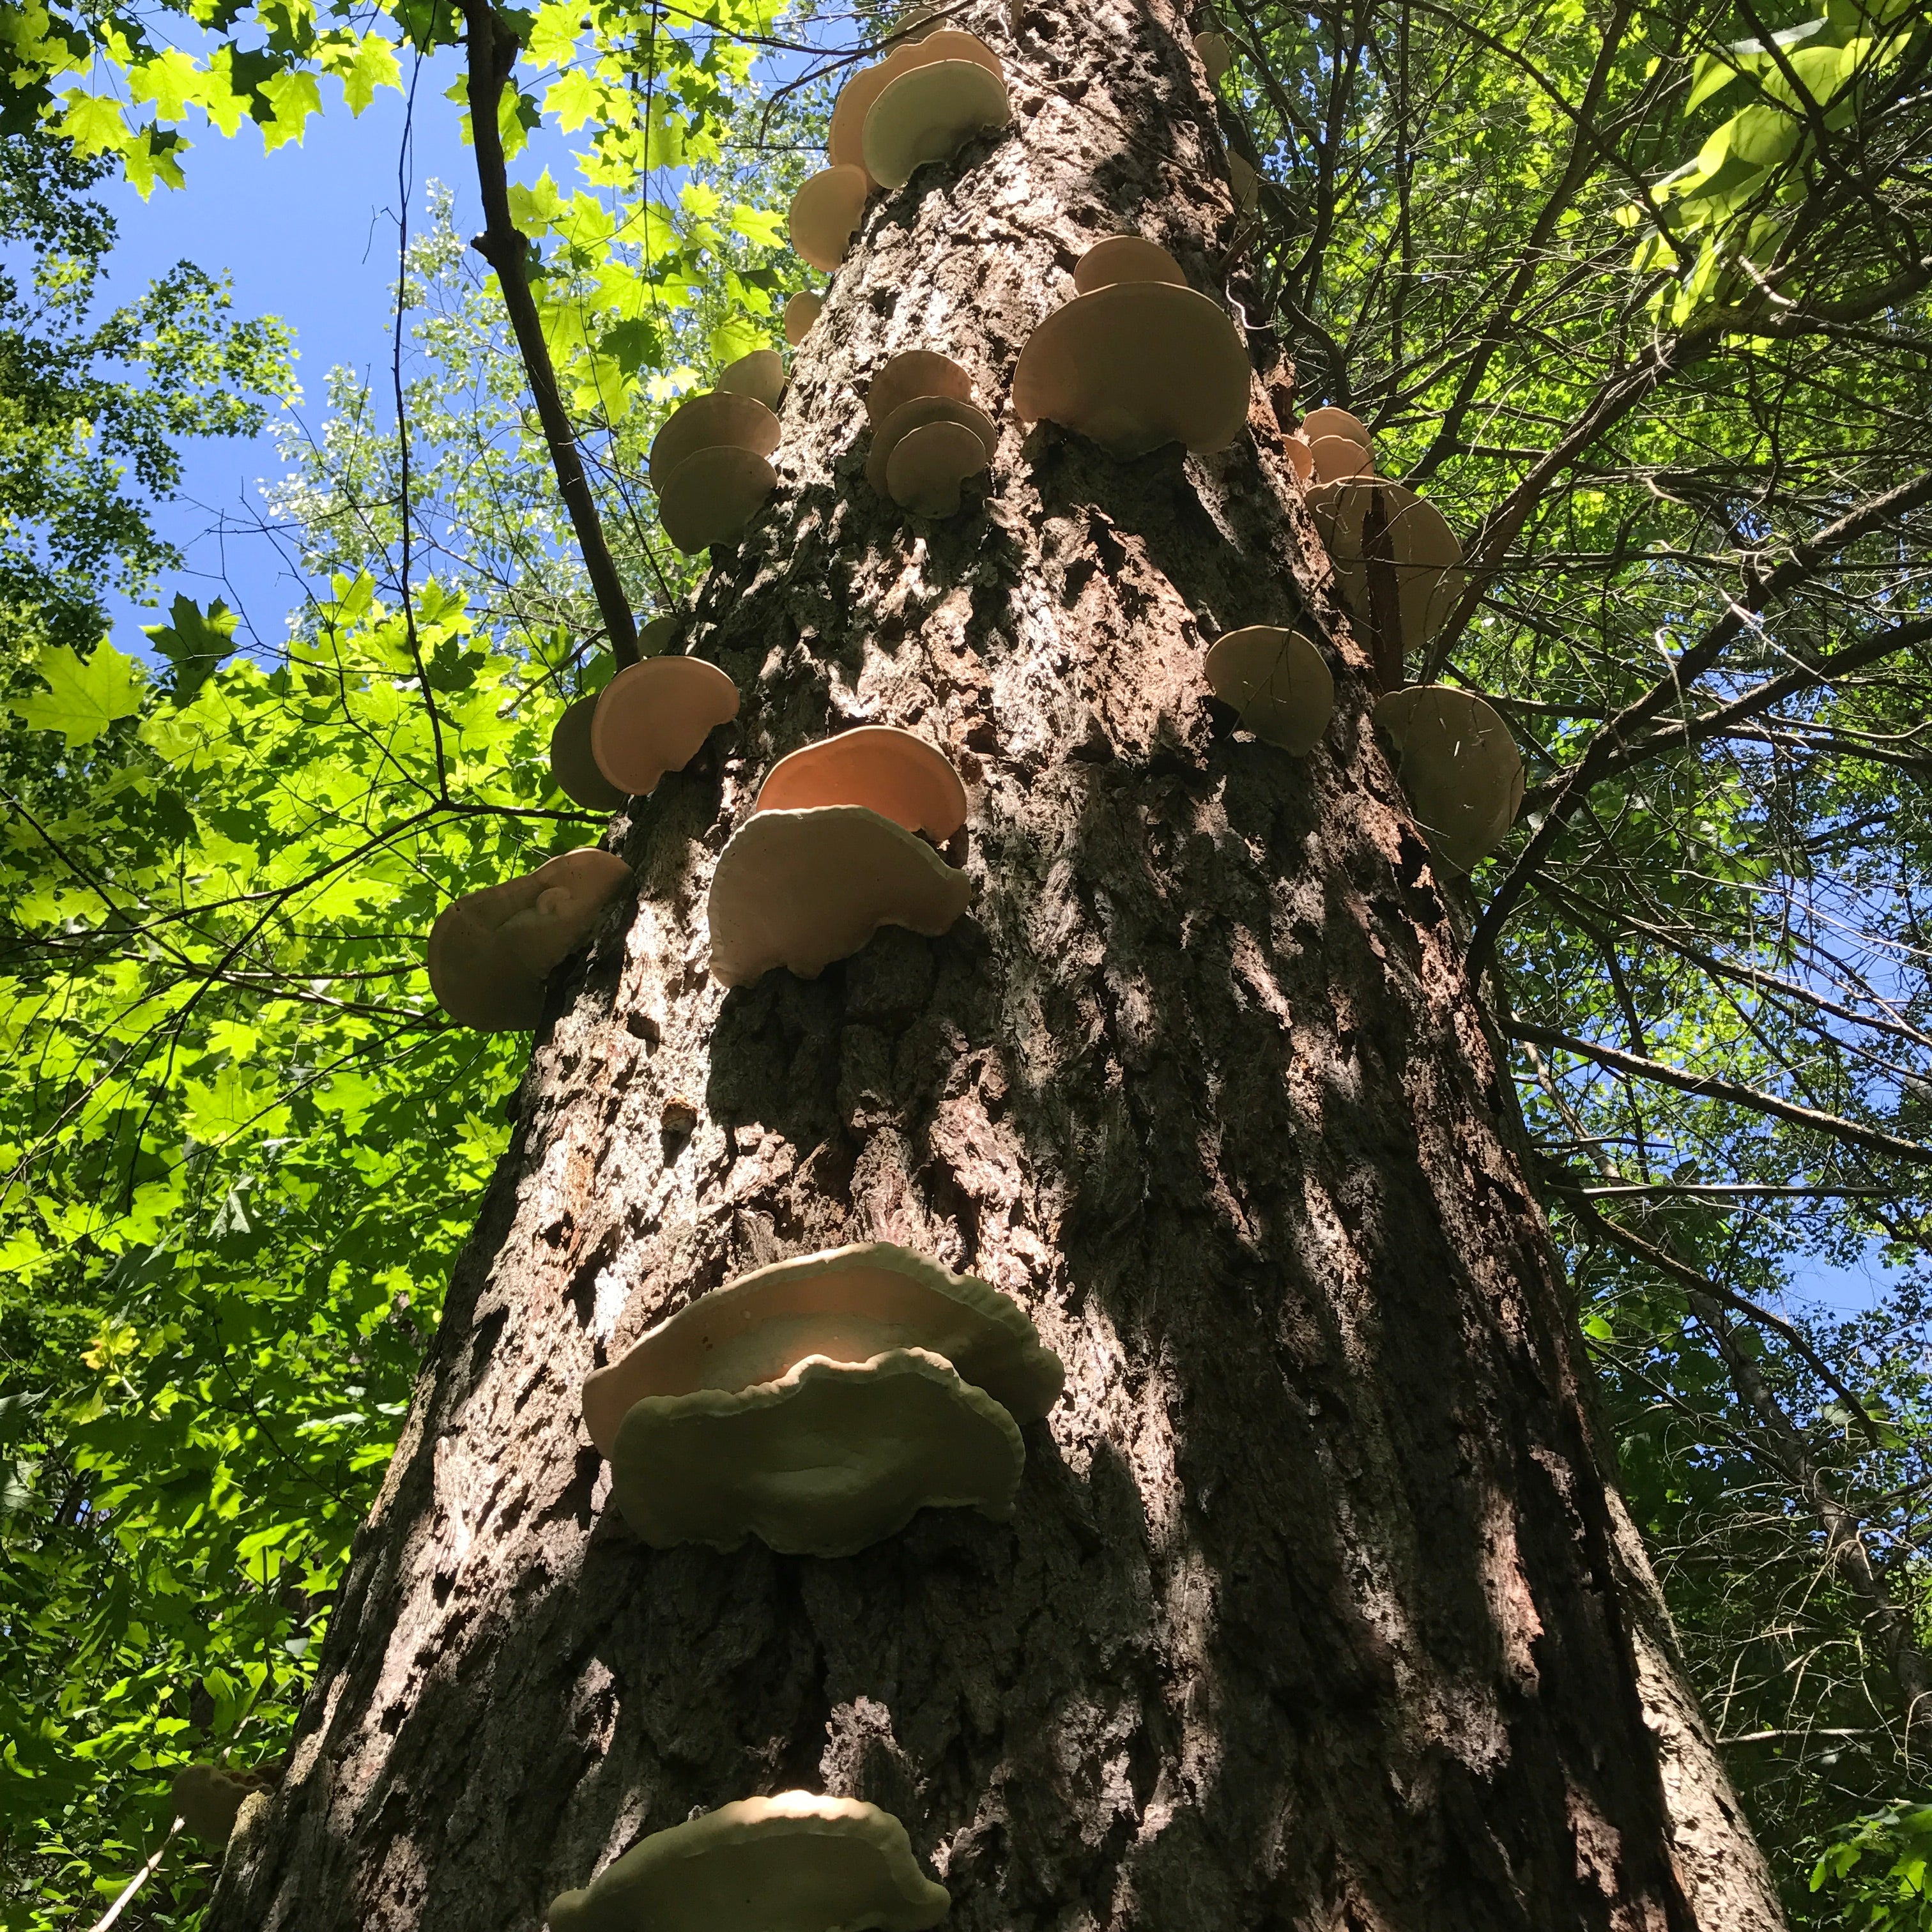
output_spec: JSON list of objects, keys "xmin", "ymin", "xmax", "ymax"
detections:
[{"xmin": 206, "ymin": 1, "xmax": 1786, "ymax": 1924}]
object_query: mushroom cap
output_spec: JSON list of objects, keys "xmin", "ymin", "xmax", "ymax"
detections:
[
  {"xmin": 1073, "ymin": 234, "xmax": 1187, "ymax": 294},
  {"xmin": 888, "ymin": 420, "xmax": 986, "ymax": 516},
  {"xmin": 1309, "ymin": 477, "xmax": 1464, "ymax": 648},
  {"xmin": 865, "ymin": 349, "xmax": 975, "ymax": 428},
  {"xmin": 548, "ymin": 1791, "xmax": 951, "ymax": 1932},
  {"xmin": 1012, "ymin": 280, "xmax": 1251, "ymax": 458},
  {"xmin": 1227, "ymin": 150, "xmax": 1259, "ymax": 210},
  {"xmin": 647, "ymin": 391, "xmax": 781, "ymax": 493},
  {"xmin": 828, "ymin": 44, "xmax": 919, "ymax": 178},
  {"xmin": 1281, "ymin": 433, "xmax": 1314, "ymax": 482},
  {"xmin": 657, "ymin": 444, "xmax": 778, "ymax": 553},
  {"xmin": 790, "ymin": 165, "xmax": 870, "ymax": 271},
  {"xmin": 1300, "ymin": 404, "xmax": 1370, "ymax": 447},
  {"xmin": 607, "ymin": 1346, "xmax": 1024, "ymax": 1556},
  {"xmin": 171, "ymin": 1765, "xmax": 259, "ymax": 1843},
  {"xmin": 591, "ymin": 657, "xmax": 740, "ymax": 797},
  {"xmin": 718, "ymin": 348, "xmax": 786, "ymax": 410},
  {"xmin": 638, "ymin": 614, "xmax": 680, "ymax": 656},
  {"xmin": 862, "ymin": 60, "xmax": 1011, "ymax": 191},
  {"xmin": 784, "ymin": 292, "xmax": 824, "ymax": 346},
  {"xmin": 583, "ymin": 1239, "xmax": 1064, "ymax": 1454},
  {"xmin": 1307, "ymin": 434, "xmax": 1374, "ymax": 483},
  {"xmin": 1373, "ymin": 684, "xmax": 1524, "ymax": 873},
  {"xmin": 755, "ymin": 725, "xmax": 969, "ymax": 839},
  {"xmin": 1195, "ymin": 27, "xmax": 1231, "ymax": 81},
  {"xmin": 865, "ymin": 395, "xmax": 998, "ymax": 499},
  {"xmin": 707, "ymin": 805, "xmax": 972, "ymax": 987},
  {"xmin": 426, "ymin": 849, "xmax": 631, "ymax": 1031},
  {"xmin": 549, "ymin": 694, "xmax": 627, "ymax": 811},
  {"xmin": 1203, "ymin": 626, "xmax": 1335, "ymax": 755}
]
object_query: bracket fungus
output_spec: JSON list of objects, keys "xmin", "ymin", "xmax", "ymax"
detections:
[
  {"xmin": 862, "ymin": 356, "xmax": 997, "ymax": 516},
  {"xmin": 707, "ymin": 805, "xmax": 972, "ymax": 986},
  {"xmin": 718, "ymin": 347, "xmax": 786, "ymax": 410},
  {"xmin": 549, "ymin": 694, "xmax": 627, "ymax": 811},
  {"xmin": 831, "ymin": 29, "xmax": 1008, "ymax": 188},
  {"xmin": 785, "ymin": 291, "xmax": 824, "ymax": 344},
  {"xmin": 590, "ymin": 656, "xmax": 740, "ymax": 797},
  {"xmin": 171, "ymin": 1765, "xmax": 263, "ymax": 1842},
  {"xmin": 648, "ymin": 390, "xmax": 782, "ymax": 553},
  {"xmin": 426, "ymin": 848, "xmax": 631, "ymax": 1031},
  {"xmin": 790, "ymin": 164, "xmax": 870, "ymax": 270},
  {"xmin": 862, "ymin": 58, "xmax": 1011, "ymax": 190},
  {"xmin": 610, "ymin": 1346, "xmax": 1023, "ymax": 1554},
  {"xmin": 866, "ymin": 349, "xmax": 976, "ymax": 426},
  {"xmin": 1299, "ymin": 404, "xmax": 1375, "ymax": 484},
  {"xmin": 1071, "ymin": 234, "xmax": 1187, "ymax": 295},
  {"xmin": 582, "ymin": 1239, "xmax": 1062, "ymax": 1455},
  {"xmin": 1227, "ymin": 150, "xmax": 1259, "ymax": 211},
  {"xmin": 1203, "ymin": 626, "xmax": 1335, "ymax": 755},
  {"xmin": 1194, "ymin": 28, "xmax": 1231, "ymax": 81},
  {"xmin": 546, "ymin": 1791, "xmax": 951, "ymax": 1932},
  {"xmin": 1012, "ymin": 238, "xmax": 1250, "ymax": 457},
  {"xmin": 889, "ymin": 420, "xmax": 988, "ymax": 515},
  {"xmin": 1309, "ymin": 477, "xmax": 1464, "ymax": 654},
  {"xmin": 638, "ymin": 613, "xmax": 680, "ymax": 655},
  {"xmin": 1374, "ymin": 684, "xmax": 1524, "ymax": 873},
  {"xmin": 753, "ymin": 726, "xmax": 969, "ymax": 841}
]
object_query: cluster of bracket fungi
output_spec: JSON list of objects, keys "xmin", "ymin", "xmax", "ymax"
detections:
[{"xmin": 166, "ymin": 17, "xmax": 1528, "ymax": 1916}]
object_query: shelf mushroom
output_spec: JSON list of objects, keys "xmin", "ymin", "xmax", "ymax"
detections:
[
  {"xmin": 1203, "ymin": 626, "xmax": 1335, "ymax": 754},
  {"xmin": 785, "ymin": 291, "xmax": 824, "ymax": 344},
  {"xmin": 590, "ymin": 657, "xmax": 740, "ymax": 797},
  {"xmin": 863, "ymin": 353, "xmax": 997, "ymax": 518},
  {"xmin": 829, "ymin": 29, "xmax": 1010, "ymax": 192},
  {"xmin": 1012, "ymin": 236, "xmax": 1250, "ymax": 458},
  {"xmin": 585, "ymin": 1241, "xmax": 1062, "ymax": 1556},
  {"xmin": 1373, "ymin": 685, "xmax": 1524, "ymax": 872},
  {"xmin": 789, "ymin": 164, "xmax": 870, "ymax": 272},
  {"xmin": 707, "ymin": 728, "xmax": 974, "ymax": 986},
  {"xmin": 1298, "ymin": 404, "xmax": 1375, "ymax": 484},
  {"xmin": 546, "ymin": 1792, "xmax": 951, "ymax": 1932},
  {"xmin": 1194, "ymin": 28, "xmax": 1231, "ymax": 82},
  {"xmin": 170, "ymin": 1765, "xmax": 263, "ymax": 1843},
  {"xmin": 426, "ymin": 848, "xmax": 631, "ymax": 1031},
  {"xmin": 549, "ymin": 693, "xmax": 627, "ymax": 811},
  {"xmin": 718, "ymin": 348, "xmax": 786, "ymax": 410},
  {"xmin": 648, "ymin": 390, "xmax": 782, "ymax": 553},
  {"xmin": 1227, "ymin": 151, "xmax": 1259, "ymax": 212},
  {"xmin": 1308, "ymin": 475, "xmax": 1464, "ymax": 666}
]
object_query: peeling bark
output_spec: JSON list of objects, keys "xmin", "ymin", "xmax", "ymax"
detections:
[{"xmin": 207, "ymin": 1, "xmax": 1786, "ymax": 1924}]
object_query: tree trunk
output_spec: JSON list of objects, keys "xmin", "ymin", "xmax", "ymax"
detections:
[{"xmin": 206, "ymin": 2, "xmax": 1786, "ymax": 1924}]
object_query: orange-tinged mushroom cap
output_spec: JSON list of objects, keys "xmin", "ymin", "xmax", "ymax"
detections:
[
  {"xmin": 1073, "ymin": 234, "xmax": 1186, "ymax": 294},
  {"xmin": 656, "ymin": 445, "xmax": 778, "ymax": 553},
  {"xmin": 861, "ymin": 59, "xmax": 1011, "ymax": 190},
  {"xmin": 790, "ymin": 165, "xmax": 870, "ymax": 270},
  {"xmin": 718, "ymin": 348, "xmax": 786, "ymax": 410},
  {"xmin": 865, "ymin": 349, "xmax": 976, "ymax": 427},
  {"xmin": 864, "ymin": 394, "xmax": 997, "ymax": 500},
  {"xmin": 753, "ymin": 724, "xmax": 969, "ymax": 839},
  {"xmin": 590, "ymin": 656, "xmax": 740, "ymax": 797},
  {"xmin": 647, "ymin": 391, "xmax": 781, "ymax": 493},
  {"xmin": 549, "ymin": 693, "xmax": 627, "ymax": 810}
]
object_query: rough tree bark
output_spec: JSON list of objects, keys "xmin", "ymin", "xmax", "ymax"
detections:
[{"xmin": 207, "ymin": 1, "xmax": 1789, "ymax": 1924}]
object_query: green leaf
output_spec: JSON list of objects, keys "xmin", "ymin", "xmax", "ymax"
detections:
[
  {"xmin": 143, "ymin": 594, "xmax": 240, "ymax": 701},
  {"xmin": 11, "ymin": 643, "xmax": 148, "ymax": 746}
]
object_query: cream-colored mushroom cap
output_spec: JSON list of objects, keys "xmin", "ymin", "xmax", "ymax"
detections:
[
  {"xmin": 1281, "ymin": 433, "xmax": 1314, "ymax": 482},
  {"xmin": 887, "ymin": 420, "xmax": 986, "ymax": 515},
  {"xmin": 583, "ymin": 1241, "xmax": 1063, "ymax": 1455},
  {"xmin": 638, "ymin": 613, "xmax": 680, "ymax": 656},
  {"xmin": 755, "ymin": 726, "xmax": 968, "ymax": 839},
  {"xmin": 707, "ymin": 805, "xmax": 972, "ymax": 987},
  {"xmin": 1228, "ymin": 150, "xmax": 1259, "ymax": 210},
  {"xmin": 866, "ymin": 395, "xmax": 998, "ymax": 500},
  {"xmin": 1204, "ymin": 626, "xmax": 1335, "ymax": 755},
  {"xmin": 1012, "ymin": 280, "xmax": 1250, "ymax": 457},
  {"xmin": 1073, "ymin": 234, "xmax": 1187, "ymax": 294},
  {"xmin": 609, "ymin": 1346, "xmax": 1023, "ymax": 1555},
  {"xmin": 426, "ymin": 848, "xmax": 631, "ymax": 1031},
  {"xmin": 719, "ymin": 347, "xmax": 786, "ymax": 410},
  {"xmin": 784, "ymin": 291, "xmax": 824, "ymax": 345},
  {"xmin": 790, "ymin": 165, "xmax": 870, "ymax": 270},
  {"xmin": 862, "ymin": 60, "xmax": 1011, "ymax": 190},
  {"xmin": 1195, "ymin": 28, "xmax": 1231, "ymax": 81},
  {"xmin": 546, "ymin": 1791, "xmax": 951, "ymax": 1932},
  {"xmin": 1300, "ymin": 404, "xmax": 1370, "ymax": 448},
  {"xmin": 657, "ymin": 444, "xmax": 779, "ymax": 553},
  {"xmin": 827, "ymin": 42, "xmax": 918, "ymax": 180},
  {"xmin": 590, "ymin": 657, "xmax": 740, "ymax": 797},
  {"xmin": 549, "ymin": 693, "xmax": 627, "ymax": 811},
  {"xmin": 1310, "ymin": 477, "xmax": 1464, "ymax": 648},
  {"xmin": 647, "ymin": 390, "xmax": 781, "ymax": 492},
  {"xmin": 1374, "ymin": 684, "xmax": 1524, "ymax": 873},
  {"xmin": 866, "ymin": 349, "xmax": 975, "ymax": 427},
  {"xmin": 1308, "ymin": 433, "xmax": 1374, "ymax": 483},
  {"xmin": 171, "ymin": 1765, "xmax": 259, "ymax": 1843}
]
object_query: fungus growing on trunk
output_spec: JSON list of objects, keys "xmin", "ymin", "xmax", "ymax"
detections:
[
  {"xmin": 1373, "ymin": 684, "xmax": 1524, "ymax": 872},
  {"xmin": 1071, "ymin": 234, "xmax": 1186, "ymax": 293},
  {"xmin": 752, "ymin": 725, "xmax": 969, "ymax": 839},
  {"xmin": 784, "ymin": 292, "xmax": 824, "ymax": 344},
  {"xmin": 1012, "ymin": 238, "xmax": 1250, "ymax": 457},
  {"xmin": 590, "ymin": 657, "xmax": 740, "ymax": 797},
  {"xmin": 1227, "ymin": 150, "xmax": 1259, "ymax": 211},
  {"xmin": 861, "ymin": 354, "xmax": 998, "ymax": 516},
  {"xmin": 581, "ymin": 1239, "xmax": 1063, "ymax": 1455},
  {"xmin": 171, "ymin": 1765, "xmax": 262, "ymax": 1842},
  {"xmin": 717, "ymin": 347, "xmax": 786, "ymax": 410},
  {"xmin": 425, "ymin": 848, "xmax": 631, "ymax": 1031},
  {"xmin": 549, "ymin": 694, "xmax": 627, "ymax": 810},
  {"xmin": 862, "ymin": 59, "xmax": 1011, "ymax": 190},
  {"xmin": 1202, "ymin": 625, "xmax": 1336, "ymax": 754},
  {"xmin": 608, "ymin": 1346, "xmax": 1024, "ymax": 1554},
  {"xmin": 1308, "ymin": 477, "xmax": 1464, "ymax": 658},
  {"xmin": 789, "ymin": 165, "xmax": 870, "ymax": 270},
  {"xmin": 866, "ymin": 349, "xmax": 976, "ymax": 426},
  {"xmin": 546, "ymin": 1791, "xmax": 951, "ymax": 1932},
  {"xmin": 1193, "ymin": 29, "xmax": 1230, "ymax": 82},
  {"xmin": 706, "ymin": 806, "xmax": 973, "ymax": 986},
  {"xmin": 648, "ymin": 390, "xmax": 783, "ymax": 553}
]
